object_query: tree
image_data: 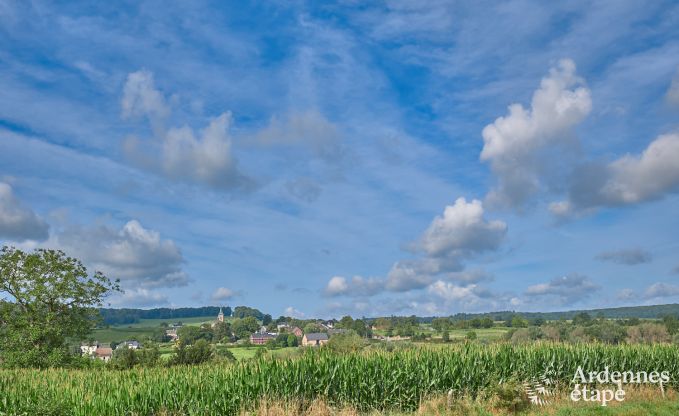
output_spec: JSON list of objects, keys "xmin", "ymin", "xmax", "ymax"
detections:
[
  {"xmin": 572, "ymin": 312, "xmax": 592, "ymax": 326},
  {"xmin": 262, "ymin": 314, "xmax": 272, "ymax": 326},
  {"xmin": 327, "ymin": 331, "xmax": 364, "ymax": 353},
  {"xmin": 231, "ymin": 316, "xmax": 259, "ymax": 339},
  {"xmin": 662, "ymin": 315, "xmax": 679, "ymax": 335},
  {"xmin": 466, "ymin": 331, "xmax": 477, "ymax": 341},
  {"xmin": 431, "ymin": 317, "xmax": 451, "ymax": 332},
  {"xmin": 286, "ymin": 333, "xmax": 298, "ymax": 347},
  {"xmin": 0, "ymin": 247, "xmax": 120, "ymax": 368},
  {"xmin": 171, "ymin": 339, "xmax": 213, "ymax": 365},
  {"xmin": 177, "ymin": 325, "xmax": 211, "ymax": 344},
  {"xmin": 441, "ymin": 331, "xmax": 450, "ymax": 343}
]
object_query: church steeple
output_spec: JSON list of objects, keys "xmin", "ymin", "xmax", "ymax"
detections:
[{"xmin": 218, "ymin": 307, "xmax": 224, "ymax": 322}]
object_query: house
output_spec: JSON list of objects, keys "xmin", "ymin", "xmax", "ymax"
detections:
[
  {"xmin": 165, "ymin": 328, "xmax": 178, "ymax": 341},
  {"xmin": 277, "ymin": 323, "xmax": 290, "ymax": 331},
  {"xmin": 250, "ymin": 332, "xmax": 276, "ymax": 345},
  {"xmin": 95, "ymin": 347, "xmax": 113, "ymax": 361},
  {"xmin": 259, "ymin": 325, "xmax": 269, "ymax": 333},
  {"xmin": 80, "ymin": 343, "xmax": 99, "ymax": 356},
  {"xmin": 327, "ymin": 328, "xmax": 347, "ymax": 336},
  {"xmin": 291, "ymin": 327, "xmax": 303, "ymax": 337},
  {"xmin": 121, "ymin": 340, "xmax": 140, "ymax": 349},
  {"xmin": 302, "ymin": 333, "xmax": 329, "ymax": 347}
]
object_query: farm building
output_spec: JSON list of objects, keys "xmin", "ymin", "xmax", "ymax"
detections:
[
  {"xmin": 302, "ymin": 333, "xmax": 328, "ymax": 347},
  {"xmin": 250, "ymin": 332, "xmax": 276, "ymax": 345}
]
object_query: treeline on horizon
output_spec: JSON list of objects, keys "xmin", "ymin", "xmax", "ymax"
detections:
[
  {"xmin": 99, "ymin": 303, "xmax": 679, "ymax": 326},
  {"xmin": 99, "ymin": 306, "xmax": 267, "ymax": 326}
]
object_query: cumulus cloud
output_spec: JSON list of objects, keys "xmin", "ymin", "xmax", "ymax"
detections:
[
  {"xmin": 480, "ymin": 59, "xmax": 592, "ymax": 209},
  {"xmin": 324, "ymin": 275, "xmax": 383, "ymax": 297},
  {"xmin": 121, "ymin": 70, "xmax": 252, "ymax": 191},
  {"xmin": 284, "ymin": 306, "xmax": 305, "ymax": 318},
  {"xmin": 644, "ymin": 282, "xmax": 679, "ymax": 300},
  {"xmin": 553, "ymin": 133, "xmax": 679, "ymax": 217},
  {"xmin": 0, "ymin": 182, "xmax": 49, "ymax": 242},
  {"xmin": 595, "ymin": 248, "xmax": 652, "ymax": 265},
  {"xmin": 324, "ymin": 198, "xmax": 506, "ymax": 297},
  {"xmin": 419, "ymin": 198, "xmax": 507, "ymax": 257},
  {"xmin": 52, "ymin": 220, "xmax": 189, "ymax": 289},
  {"xmin": 121, "ymin": 70, "xmax": 170, "ymax": 122},
  {"xmin": 525, "ymin": 274, "xmax": 599, "ymax": 305},
  {"xmin": 385, "ymin": 198, "xmax": 507, "ymax": 291},
  {"xmin": 110, "ymin": 288, "xmax": 170, "ymax": 308},
  {"xmin": 211, "ymin": 287, "xmax": 237, "ymax": 301}
]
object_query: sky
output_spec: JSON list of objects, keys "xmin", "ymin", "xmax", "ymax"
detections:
[{"xmin": 1, "ymin": 1, "xmax": 679, "ymax": 318}]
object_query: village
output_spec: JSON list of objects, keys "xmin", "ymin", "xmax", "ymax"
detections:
[{"xmin": 80, "ymin": 307, "xmax": 373, "ymax": 361}]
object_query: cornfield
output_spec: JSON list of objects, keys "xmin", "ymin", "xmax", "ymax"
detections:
[{"xmin": 1, "ymin": 343, "xmax": 677, "ymax": 415}]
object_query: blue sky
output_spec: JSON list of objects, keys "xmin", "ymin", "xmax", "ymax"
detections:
[{"xmin": 1, "ymin": 1, "xmax": 679, "ymax": 318}]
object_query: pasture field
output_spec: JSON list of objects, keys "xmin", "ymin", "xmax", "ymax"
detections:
[
  {"xmin": 2, "ymin": 343, "xmax": 678, "ymax": 415},
  {"xmin": 90, "ymin": 316, "xmax": 216, "ymax": 343}
]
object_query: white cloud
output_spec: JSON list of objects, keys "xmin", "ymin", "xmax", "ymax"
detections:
[
  {"xmin": 121, "ymin": 70, "xmax": 170, "ymax": 122},
  {"xmin": 0, "ymin": 182, "xmax": 49, "ymax": 242},
  {"xmin": 419, "ymin": 197, "xmax": 507, "ymax": 257},
  {"xmin": 324, "ymin": 198, "xmax": 506, "ymax": 297},
  {"xmin": 324, "ymin": 275, "xmax": 383, "ymax": 297},
  {"xmin": 52, "ymin": 220, "xmax": 189, "ymax": 289},
  {"xmin": 110, "ymin": 288, "xmax": 169, "ymax": 308},
  {"xmin": 595, "ymin": 248, "xmax": 652, "ymax": 265},
  {"xmin": 211, "ymin": 287, "xmax": 236, "ymax": 301},
  {"xmin": 121, "ymin": 70, "xmax": 252, "ymax": 191},
  {"xmin": 644, "ymin": 283, "xmax": 679, "ymax": 300},
  {"xmin": 284, "ymin": 306, "xmax": 305, "ymax": 318},
  {"xmin": 525, "ymin": 274, "xmax": 599, "ymax": 305},
  {"xmin": 254, "ymin": 110, "xmax": 345, "ymax": 162},
  {"xmin": 480, "ymin": 59, "xmax": 591, "ymax": 209},
  {"xmin": 554, "ymin": 133, "xmax": 679, "ymax": 216}
]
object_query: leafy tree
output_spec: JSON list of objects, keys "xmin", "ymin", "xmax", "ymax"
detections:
[
  {"xmin": 431, "ymin": 317, "xmax": 451, "ymax": 332},
  {"xmin": 177, "ymin": 325, "xmax": 211, "ymax": 344},
  {"xmin": 466, "ymin": 331, "xmax": 477, "ymax": 341},
  {"xmin": 231, "ymin": 316, "xmax": 259, "ymax": 339},
  {"xmin": 662, "ymin": 315, "xmax": 679, "ymax": 335},
  {"xmin": 303, "ymin": 322, "xmax": 324, "ymax": 334},
  {"xmin": 0, "ymin": 247, "xmax": 120, "ymax": 368},
  {"xmin": 286, "ymin": 333, "xmax": 298, "ymax": 347},
  {"xmin": 441, "ymin": 331, "xmax": 450, "ymax": 343},
  {"xmin": 137, "ymin": 343, "xmax": 161, "ymax": 367},
  {"xmin": 572, "ymin": 312, "xmax": 593, "ymax": 326},
  {"xmin": 171, "ymin": 339, "xmax": 213, "ymax": 365},
  {"xmin": 111, "ymin": 346, "xmax": 137, "ymax": 369},
  {"xmin": 212, "ymin": 321, "xmax": 232, "ymax": 343},
  {"xmin": 337, "ymin": 315, "xmax": 354, "ymax": 329},
  {"xmin": 232, "ymin": 306, "xmax": 264, "ymax": 320},
  {"xmin": 262, "ymin": 314, "xmax": 272, "ymax": 326},
  {"xmin": 509, "ymin": 315, "xmax": 528, "ymax": 328},
  {"xmin": 328, "ymin": 331, "xmax": 364, "ymax": 353}
]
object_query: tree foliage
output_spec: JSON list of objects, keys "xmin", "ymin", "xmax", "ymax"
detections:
[{"xmin": 0, "ymin": 247, "xmax": 120, "ymax": 368}]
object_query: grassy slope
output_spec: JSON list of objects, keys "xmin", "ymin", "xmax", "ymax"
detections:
[{"xmin": 91, "ymin": 315, "xmax": 217, "ymax": 343}]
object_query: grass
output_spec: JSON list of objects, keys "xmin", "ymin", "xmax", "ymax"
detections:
[
  {"xmin": 241, "ymin": 387, "xmax": 679, "ymax": 415},
  {"xmin": 90, "ymin": 315, "xmax": 217, "ymax": 343}
]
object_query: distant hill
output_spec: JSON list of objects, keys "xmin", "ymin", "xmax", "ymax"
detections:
[
  {"xmin": 99, "ymin": 305, "xmax": 268, "ymax": 326},
  {"xmin": 443, "ymin": 303, "xmax": 679, "ymax": 323},
  {"xmin": 99, "ymin": 306, "xmax": 228, "ymax": 326},
  {"xmin": 99, "ymin": 303, "xmax": 679, "ymax": 326}
]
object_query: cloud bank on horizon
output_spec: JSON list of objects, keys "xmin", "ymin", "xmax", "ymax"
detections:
[{"xmin": 1, "ymin": 1, "xmax": 679, "ymax": 317}]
